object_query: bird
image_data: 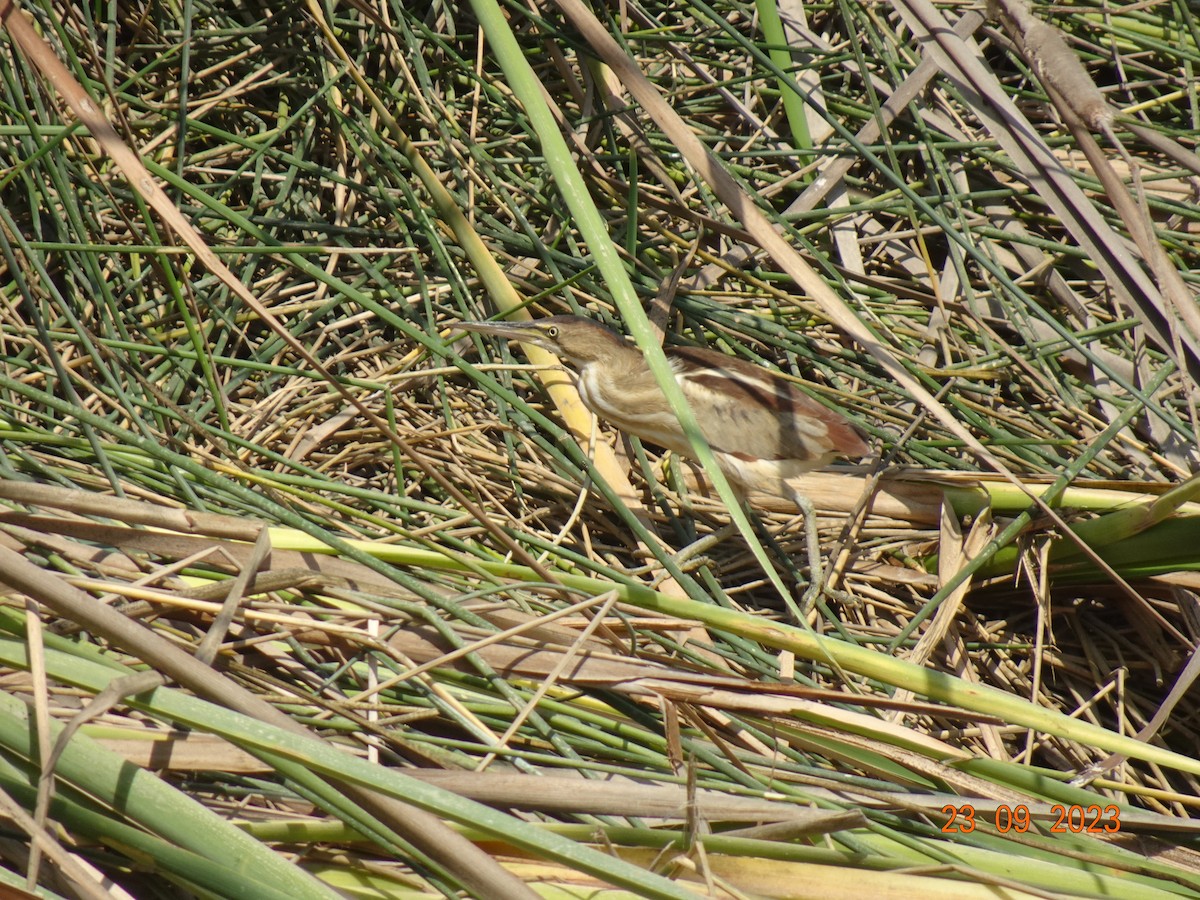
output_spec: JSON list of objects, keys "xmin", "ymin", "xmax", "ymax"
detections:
[{"xmin": 459, "ymin": 315, "xmax": 868, "ymax": 602}]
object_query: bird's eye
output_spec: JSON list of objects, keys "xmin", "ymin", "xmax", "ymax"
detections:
[{"xmin": 546, "ymin": 326, "xmax": 559, "ymax": 338}]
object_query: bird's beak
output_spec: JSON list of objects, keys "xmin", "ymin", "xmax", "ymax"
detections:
[
  {"xmin": 458, "ymin": 320, "xmax": 555, "ymax": 351},
  {"xmin": 457, "ymin": 320, "xmax": 535, "ymax": 340}
]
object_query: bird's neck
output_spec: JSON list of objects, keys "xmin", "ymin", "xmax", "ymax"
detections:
[
  {"xmin": 575, "ymin": 342, "xmax": 648, "ymax": 378},
  {"xmin": 572, "ymin": 341, "xmax": 639, "ymax": 400}
]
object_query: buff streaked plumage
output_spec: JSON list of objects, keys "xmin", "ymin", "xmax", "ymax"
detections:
[{"xmin": 458, "ymin": 316, "xmax": 867, "ymax": 491}]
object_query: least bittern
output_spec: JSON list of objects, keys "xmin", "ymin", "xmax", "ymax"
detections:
[{"xmin": 460, "ymin": 316, "xmax": 868, "ymax": 600}]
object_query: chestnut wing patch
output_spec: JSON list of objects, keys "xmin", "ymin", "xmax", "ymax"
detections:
[{"xmin": 670, "ymin": 348, "xmax": 866, "ymax": 461}]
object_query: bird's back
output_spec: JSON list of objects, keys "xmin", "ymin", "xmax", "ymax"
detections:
[{"xmin": 668, "ymin": 346, "xmax": 868, "ymax": 465}]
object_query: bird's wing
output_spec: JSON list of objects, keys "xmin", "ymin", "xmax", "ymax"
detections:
[{"xmin": 669, "ymin": 347, "xmax": 868, "ymax": 461}]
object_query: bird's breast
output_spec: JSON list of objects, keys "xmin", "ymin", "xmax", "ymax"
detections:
[{"xmin": 575, "ymin": 361, "xmax": 695, "ymax": 456}]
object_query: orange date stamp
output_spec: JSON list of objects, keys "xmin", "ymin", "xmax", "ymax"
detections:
[{"xmin": 941, "ymin": 803, "xmax": 1122, "ymax": 834}]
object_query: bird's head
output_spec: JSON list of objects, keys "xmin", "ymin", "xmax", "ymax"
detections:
[{"xmin": 458, "ymin": 315, "xmax": 628, "ymax": 367}]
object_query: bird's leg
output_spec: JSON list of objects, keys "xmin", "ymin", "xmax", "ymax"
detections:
[
  {"xmin": 732, "ymin": 500, "xmax": 813, "ymax": 620},
  {"xmin": 661, "ymin": 454, "xmax": 736, "ymax": 567},
  {"xmin": 669, "ymin": 527, "xmax": 731, "ymax": 569},
  {"xmin": 787, "ymin": 491, "xmax": 824, "ymax": 613},
  {"xmin": 664, "ymin": 473, "xmax": 744, "ymax": 570},
  {"xmin": 737, "ymin": 471, "xmax": 825, "ymax": 616}
]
